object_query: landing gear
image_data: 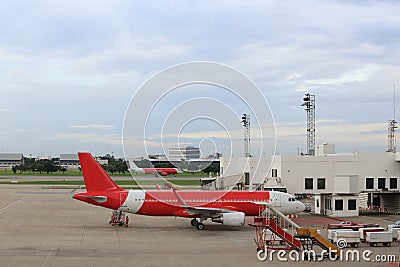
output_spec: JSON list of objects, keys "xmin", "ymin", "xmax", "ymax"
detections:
[
  {"xmin": 191, "ymin": 218, "xmax": 198, "ymax": 227},
  {"xmin": 190, "ymin": 218, "xmax": 205, "ymax": 230},
  {"xmin": 196, "ymin": 223, "xmax": 205, "ymax": 230}
]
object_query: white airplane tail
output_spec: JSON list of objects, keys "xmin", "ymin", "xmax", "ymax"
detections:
[
  {"xmin": 128, "ymin": 160, "xmax": 139, "ymax": 169},
  {"xmin": 128, "ymin": 160, "xmax": 145, "ymax": 174}
]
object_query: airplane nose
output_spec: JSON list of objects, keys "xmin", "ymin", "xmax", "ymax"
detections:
[{"xmin": 299, "ymin": 202, "xmax": 306, "ymax": 212}]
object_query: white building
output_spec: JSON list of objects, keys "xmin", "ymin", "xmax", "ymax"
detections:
[
  {"xmin": 0, "ymin": 153, "xmax": 24, "ymax": 169},
  {"xmin": 220, "ymin": 147, "xmax": 400, "ymax": 217},
  {"xmin": 168, "ymin": 146, "xmax": 200, "ymax": 160},
  {"xmin": 59, "ymin": 154, "xmax": 80, "ymax": 169}
]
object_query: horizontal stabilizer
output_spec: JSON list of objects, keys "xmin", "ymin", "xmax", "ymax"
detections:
[{"xmin": 81, "ymin": 195, "xmax": 108, "ymax": 203}]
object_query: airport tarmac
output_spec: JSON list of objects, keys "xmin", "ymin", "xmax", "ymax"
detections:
[{"xmin": 0, "ymin": 185, "xmax": 399, "ymax": 267}]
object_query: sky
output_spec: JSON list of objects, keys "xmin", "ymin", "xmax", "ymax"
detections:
[{"xmin": 0, "ymin": 0, "xmax": 400, "ymax": 158}]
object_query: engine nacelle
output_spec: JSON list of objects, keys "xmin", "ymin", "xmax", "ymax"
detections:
[{"xmin": 212, "ymin": 212, "xmax": 245, "ymax": 227}]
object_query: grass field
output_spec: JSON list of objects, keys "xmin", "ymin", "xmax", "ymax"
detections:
[
  {"xmin": 0, "ymin": 179, "xmax": 200, "ymax": 186},
  {"xmin": 0, "ymin": 169, "xmax": 208, "ymax": 177}
]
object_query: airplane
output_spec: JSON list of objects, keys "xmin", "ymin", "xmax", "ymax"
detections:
[
  {"xmin": 128, "ymin": 160, "xmax": 182, "ymax": 176},
  {"xmin": 73, "ymin": 152, "xmax": 306, "ymax": 230}
]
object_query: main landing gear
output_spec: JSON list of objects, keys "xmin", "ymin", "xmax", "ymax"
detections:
[
  {"xmin": 109, "ymin": 210, "xmax": 129, "ymax": 227},
  {"xmin": 190, "ymin": 218, "xmax": 205, "ymax": 230}
]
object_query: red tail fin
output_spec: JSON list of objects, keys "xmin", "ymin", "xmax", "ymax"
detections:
[{"xmin": 78, "ymin": 152, "xmax": 122, "ymax": 192}]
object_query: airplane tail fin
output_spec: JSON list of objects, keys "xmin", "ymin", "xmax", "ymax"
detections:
[
  {"xmin": 128, "ymin": 160, "xmax": 139, "ymax": 169},
  {"xmin": 78, "ymin": 152, "xmax": 122, "ymax": 192}
]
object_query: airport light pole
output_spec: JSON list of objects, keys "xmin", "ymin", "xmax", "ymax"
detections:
[
  {"xmin": 241, "ymin": 114, "xmax": 250, "ymax": 157},
  {"xmin": 301, "ymin": 93, "xmax": 315, "ymax": 156}
]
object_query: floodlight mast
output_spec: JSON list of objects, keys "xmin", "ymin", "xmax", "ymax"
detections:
[
  {"xmin": 241, "ymin": 114, "xmax": 251, "ymax": 157},
  {"xmin": 387, "ymin": 84, "xmax": 397, "ymax": 153},
  {"xmin": 301, "ymin": 93, "xmax": 315, "ymax": 156}
]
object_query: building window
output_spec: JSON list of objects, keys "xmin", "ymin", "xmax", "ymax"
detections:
[
  {"xmin": 390, "ymin": 178, "xmax": 397, "ymax": 189},
  {"xmin": 316, "ymin": 199, "xmax": 319, "ymax": 208},
  {"xmin": 305, "ymin": 178, "xmax": 313, "ymax": 190},
  {"xmin": 378, "ymin": 178, "xmax": 386, "ymax": 189},
  {"xmin": 335, "ymin": 199, "xmax": 343, "ymax": 211},
  {"xmin": 348, "ymin": 199, "xmax": 356, "ymax": 210},
  {"xmin": 365, "ymin": 178, "xmax": 374, "ymax": 189},
  {"xmin": 272, "ymin": 169, "xmax": 278, "ymax": 177},
  {"xmin": 317, "ymin": 178, "xmax": 326, "ymax": 190}
]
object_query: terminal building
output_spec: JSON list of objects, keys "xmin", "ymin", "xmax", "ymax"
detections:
[
  {"xmin": 0, "ymin": 153, "xmax": 24, "ymax": 169},
  {"xmin": 59, "ymin": 153, "xmax": 80, "ymax": 169},
  {"xmin": 168, "ymin": 146, "xmax": 200, "ymax": 160},
  {"xmin": 219, "ymin": 144, "xmax": 400, "ymax": 217}
]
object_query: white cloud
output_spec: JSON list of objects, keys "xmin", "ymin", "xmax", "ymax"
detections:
[
  {"xmin": 68, "ymin": 124, "xmax": 115, "ymax": 130},
  {"xmin": 52, "ymin": 133, "xmax": 121, "ymax": 145},
  {"xmin": 303, "ymin": 64, "xmax": 380, "ymax": 86}
]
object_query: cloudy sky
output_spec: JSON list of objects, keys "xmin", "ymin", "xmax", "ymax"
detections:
[{"xmin": 1, "ymin": 0, "xmax": 399, "ymax": 158}]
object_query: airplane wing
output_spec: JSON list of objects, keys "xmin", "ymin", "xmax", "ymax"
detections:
[
  {"xmin": 251, "ymin": 201, "xmax": 273, "ymax": 206},
  {"xmin": 184, "ymin": 206, "xmax": 236, "ymax": 217},
  {"xmin": 169, "ymin": 186, "xmax": 240, "ymax": 217}
]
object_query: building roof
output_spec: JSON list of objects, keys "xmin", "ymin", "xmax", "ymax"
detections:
[
  {"xmin": 0, "ymin": 153, "xmax": 23, "ymax": 160},
  {"xmin": 59, "ymin": 153, "xmax": 79, "ymax": 161}
]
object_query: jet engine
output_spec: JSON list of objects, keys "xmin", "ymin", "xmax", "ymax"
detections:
[{"xmin": 212, "ymin": 212, "xmax": 245, "ymax": 226}]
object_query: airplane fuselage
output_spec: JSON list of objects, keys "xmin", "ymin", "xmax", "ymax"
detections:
[{"xmin": 74, "ymin": 189, "xmax": 304, "ymax": 216}]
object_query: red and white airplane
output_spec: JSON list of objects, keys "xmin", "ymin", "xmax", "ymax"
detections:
[
  {"xmin": 128, "ymin": 160, "xmax": 182, "ymax": 176},
  {"xmin": 73, "ymin": 152, "xmax": 305, "ymax": 230}
]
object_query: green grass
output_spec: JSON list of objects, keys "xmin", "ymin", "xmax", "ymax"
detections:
[
  {"xmin": 0, "ymin": 169, "xmax": 83, "ymax": 176},
  {"xmin": 0, "ymin": 169, "xmax": 209, "ymax": 177},
  {"xmin": 0, "ymin": 179, "xmax": 200, "ymax": 186}
]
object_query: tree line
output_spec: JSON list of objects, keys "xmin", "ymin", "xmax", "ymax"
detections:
[{"xmin": 11, "ymin": 157, "xmax": 128, "ymax": 175}]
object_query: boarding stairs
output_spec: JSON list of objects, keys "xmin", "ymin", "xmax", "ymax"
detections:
[
  {"xmin": 251, "ymin": 204, "xmax": 340, "ymax": 259},
  {"xmin": 295, "ymin": 228, "xmax": 341, "ymax": 258},
  {"xmin": 250, "ymin": 204, "xmax": 301, "ymax": 251}
]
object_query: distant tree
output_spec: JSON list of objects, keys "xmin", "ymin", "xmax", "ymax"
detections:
[
  {"xmin": 12, "ymin": 165, "xmax": 17, "ymax": 174},
  {"xmin": 107, "ymin": 163, "xmax": 117, "ymax": 175},
  {"xmin": 16, "ymin": 164, "xmax": 28, "ymax": 173},
  {"xmin": 60, "ymin": 167, "xmax": 67, "ymax": 174},
  {"xmin": 203, "ymin": 163, "xmax": 220, "ymax": 175},
  {"xmin": 116, "ymin": 160, "xmax": 128, "ymax": 174},
  {"xmin": 43, "ymin": 160, "xmax": 58, "ymax": 174}
]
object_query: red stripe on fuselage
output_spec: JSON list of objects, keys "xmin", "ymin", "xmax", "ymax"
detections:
[
  {"xmin": 136, "ymin": 191, "xmax": 270, "ymax": 217},
  {"xmin": 142, "ymin": 168, "xmax": 179, "ymax": 175}
]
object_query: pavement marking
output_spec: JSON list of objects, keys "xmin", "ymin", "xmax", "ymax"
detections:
[{"xmin": 0, "ymin": 194, "xmax": 31, "ymax": 213}]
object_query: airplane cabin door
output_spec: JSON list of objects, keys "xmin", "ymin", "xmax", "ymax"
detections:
[{"xmin": 275, "ymin": 192, "xmax": 282, "ymax": 207}]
